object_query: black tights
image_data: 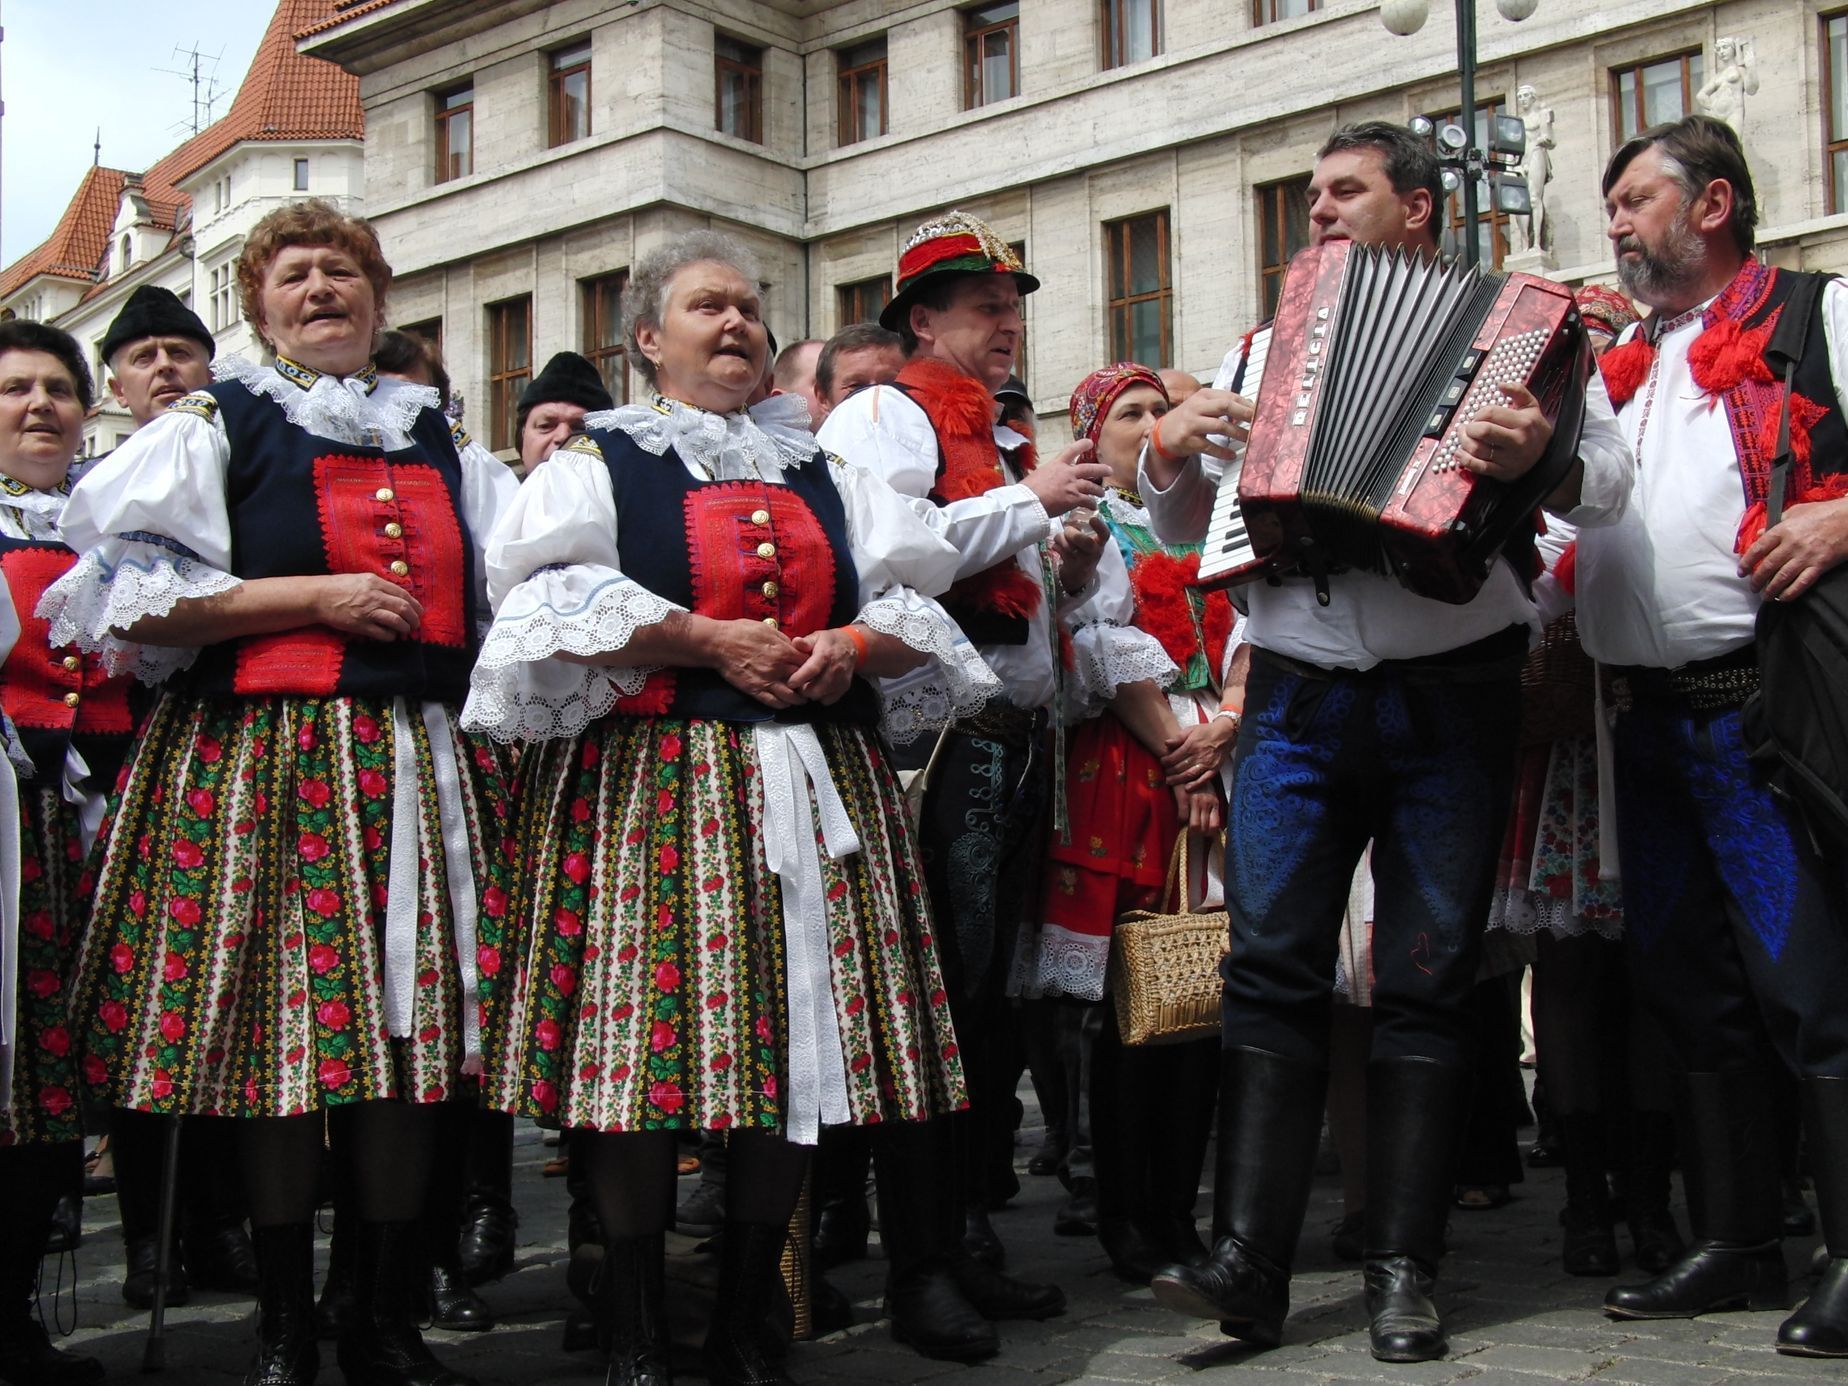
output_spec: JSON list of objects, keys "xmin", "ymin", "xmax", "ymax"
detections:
[
  {"xmin": 1533, "ymin": 932, "xmax": 1673, "ymax": 1117},
  {"xmin": 241, "ymin": 1101, "xmax": 437, "ymax": 1228},
  {"xmin": 583, "ymin": 1128, "xmax": 810, "ymax": 1240}
]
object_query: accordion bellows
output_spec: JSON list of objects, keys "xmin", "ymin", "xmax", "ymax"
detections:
[{"xmin": 1207, "ymin": 241, "xmax": 1591, "ymax": 605}]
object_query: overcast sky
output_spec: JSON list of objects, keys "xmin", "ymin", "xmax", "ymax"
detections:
[{"xmin": 0, "ymin": 1, "xmax": 274, "ymax": 265}]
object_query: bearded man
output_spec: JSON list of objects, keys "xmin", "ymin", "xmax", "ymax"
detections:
[{"xmin": 1578, "ymin": 113, "xmax": 1848, "ymax": 1358}]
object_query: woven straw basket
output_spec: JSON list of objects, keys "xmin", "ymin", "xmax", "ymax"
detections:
[{"xmin": 1109, "ymin": 835, "xmax": 1228, "ymax": 1046}]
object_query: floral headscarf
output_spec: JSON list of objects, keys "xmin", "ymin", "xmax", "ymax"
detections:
[
  {"xmin": 1574, "ymin": 284, "xmax": 1639, "ymax": 343},
  {"xmin": 1067, "ymin": 362, "xmax": 1167, "ymax": 445}
]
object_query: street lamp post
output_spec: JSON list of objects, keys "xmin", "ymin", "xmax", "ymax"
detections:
[{"xmin": 1381, "ymin": 0, "xmax": 1535, "ymax": 268}]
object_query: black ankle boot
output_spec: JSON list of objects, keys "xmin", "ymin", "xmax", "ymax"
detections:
[
  {"xmin": 703, "ymin": 1223, "xmax": 794, "ymax": 1386},
  {"xmin": 1363, "ymin": 1058, "xmax": 1468, "ymax": 1363},
  {"xmin": 1779, "ymin": 1076, "xmax": 1848, "ymax": 1357},
  {"xmin": 338, "ymin": 1220, "xmax": 476, "ymax": 1386},
  {"xmin": 874, "ymin": 1118, "xmax": 997, "ymax": 1362},
  {"xmin": 1558, "ymin": 1113, "xmax": 1618, "ymax": 1277},
  {"xmin": 122, "ymin": 1232, "xmax": 191, "ymax": 1309},
  {"xmin": 599, "ymin": 1233, "xmax": 671, "ymax": 1385},
  {"xmin": 247, "ymin": 1224, "xmax": 319, "ymax": 1386},
  {"xmin": 1606, "ymin": 1068, "xmax": 1788, "ymax": 1321},
  {"xmin": 1150, "ymin": 1047, "xmax": 1328, "ymax": 1348}
]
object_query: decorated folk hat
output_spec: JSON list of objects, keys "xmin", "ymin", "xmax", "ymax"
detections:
[
  {"xmin": 879, "ymin": 211, "xmax": 1040, "ymax": 332},
  {"xmin": 1068, "ymin": 363, "xmax": 1167, "ymax": 445}
]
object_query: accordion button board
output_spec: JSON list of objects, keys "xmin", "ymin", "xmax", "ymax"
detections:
[{"xmin": 1201, "ymin": 240, "xmax": 1588, "ymax": 605}]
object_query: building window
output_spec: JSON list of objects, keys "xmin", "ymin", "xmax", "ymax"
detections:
[
  {"xmin": 581, "ymin": 272, "xmax": 630, "ymax": 405},
  {"xmin": 550, "ymin": 41, "xmax": 593, "ymax": 147},
  {"xmin": 1427, "ymin": 101, "xmax": 1513, "ymax": 268},
  {"xmin": 836, "ymin": 276, "xmax": 892, "ymax": 328},
  {"xmin": 434, "ymin": 85, "xmax": 474, "ymax": 183},
  {"xmin": 1253, "ymin": 0, "xmax": 1320, "ymax": 25},
  {"xmin": 1256, "ymin": 177, "xmax": 1312, "ymax": 319},
  {"xmin": 1828, "ymin": 14, "xmax": 1848, "ymax": 214},
  {"xmin": 1102, "ymin": 0, "xmax": 1160, "ymax": 68},
  {"xmin": 1611, "ymin": 52, "xmax": 1703, "ymax": 144},
  {"xmin": 487, "ymin": 296, "xmax": 532, "ymax": 453},
  {"xmin": 1105, "ymin": 212, "xmax": 1172, "ymax": 367},
  {"xmin": 293, "ymin": 157, "xmax": 309, "ymax": 191},
  {"xmin": 715, "ymin": 35, "xmax": 764, "ymax": 143},
  {"xmin": 964, "ymin": 3, "xmax": 1020, "ymax": 108},
  {"xmin": 401, "ymin": 317, "xmax": 443, "ymax": 354},
  {"xmin": 837, "ymin": 37, "xmax": 888, "ymax": 145},
  {"xmin": 208, "ymin": 262, "xmax": 236, "ymax": 332}
]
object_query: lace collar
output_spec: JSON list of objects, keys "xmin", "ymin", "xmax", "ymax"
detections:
[
  {"xmin": 213, "ymin": 354, "xmax": 437, "ymax": 447},
  {"xmin": 582, "ymin": 394, "xmax": 817, "ymax": 481},
  {"xmin": 0, "ymin": 470, "xmax": 71, "ymax": 539}
]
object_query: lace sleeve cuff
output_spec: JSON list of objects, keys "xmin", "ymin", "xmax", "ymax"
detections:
[
  {"xmin": 461, "ymin": 567, "xmax": 678, "ymax": 743},
  {"xmin": 39, "ymin": 540, "xmax": 241, "ymax": 684},
  {"xmin": 1067, "ymin": 620, "xmax": 1178, "ymax": 718},
  {"xmin": 858, "ymin": 588, "xmax": 1002, "ymax": 745}
]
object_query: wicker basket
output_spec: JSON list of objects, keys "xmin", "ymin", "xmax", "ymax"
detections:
[
  {"xmin": 1520, "ymin": 612, "xmax": 1596, "ymax": 746},
  {"xmin": 1109, "ymin": 836, "xmax": 1228, "ymax": 1046}
]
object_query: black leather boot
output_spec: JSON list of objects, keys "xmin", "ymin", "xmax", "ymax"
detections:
[
  {"xmin": 422, "ymin": 1110, "xmax": 492, "ymax": 1334},
  {"xmin": 702, "ymin": 1223, "xmax": 794, "ymax": 1386},
  {"xmin": 246, "ymin": 1224, "xmax": 319, "ymax": 1386},
  {"xmin": 1779, "ymin": 1076, "xmax": 1848, "ymax": 1357},
  {"xmin": 1150, "ymin": 1047, "xmax": 1328, "ymax": 1349},
  {"xmin": 874, "ymin": 1119, "xmax": 997, "ymax": 1362},
  {"xmin": 1605, "ymin": 1068, "xmax": 1788, "ymax": 1320},
  {"xmin": 457, "ymin": 1110, "xmax": 517, "ymax": 1286},
  {"xmin": 337, "ymin": 1220, "xmax": 477, "ymax": 1386},
  {"xmin": 0, "ymin": 1144, "xmax": 103, "ymax": 1386},
  {"xmin": 1364, "ymin": 1057, "xmax": 1467, "ymax": 1363},
  {"xmin": 597, "ymin": 1233, "xmax": 672, "ymax": 1385},
  {"xmin": 315, "ymin": 1210, "xmax": 356, "ymax": 1340},
  {"xmin": 1558, "ymin": 1113, "xmax": 1619, "ymax": 1277}
]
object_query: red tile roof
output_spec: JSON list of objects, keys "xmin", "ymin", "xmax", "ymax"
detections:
[
  {"xmin": 0, "ymin": 167, "xmax": 129, "ymax": 301},
  {"xmin": 0, "ymin": 0, "xmax": 362, "ymax": 304},
  {"xmin": 294, "ymin": 0, "xmax": 403, "ymax": 41}
]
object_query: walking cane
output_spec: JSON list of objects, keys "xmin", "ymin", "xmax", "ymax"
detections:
[{"xmin": 140, "ymin": 1114, "xmax": 183, "ymax": 1373}]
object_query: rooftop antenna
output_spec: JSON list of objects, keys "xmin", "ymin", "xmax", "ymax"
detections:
[
  {"xmin": 156, "ymin": 43, "xmax": 228, "ymax": 138},
  {"xmin": 93, "ymin": 128, "xmax": 101, "ymax": 167}
]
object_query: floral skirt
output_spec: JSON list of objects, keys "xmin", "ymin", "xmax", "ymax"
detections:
[
  {"xmin": 481, "ymin": 716, "xmax": 966, "ymax": 1134},
  {"xmin": 2, "ymin": 783, "xmax": 88, "ymax": 1146},
  {"xmin": 72, "ymin": 694, "xmax": 514, "ymax": 1117},
  {"xmin": 1486, "ymin": 735, "xmax": 1622, "ymax": 941}
]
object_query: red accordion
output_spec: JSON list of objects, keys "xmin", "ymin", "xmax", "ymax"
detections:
[{"xmin": 1200, "ymin": 241, "xmax": 1591, "ymax": 605}]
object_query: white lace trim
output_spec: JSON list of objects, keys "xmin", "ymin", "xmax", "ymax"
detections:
[
  {"xmin": 214, "ymin": 355, "xmax": 439, "ymax": 448},
  {"xmin": 462, "ymin": 571, "xmax": 672, "ymax": 743},
  {"xmin": 858, "ymin": 591, "xmax": 1001, "ymax": 745},
  {"xmin": 1067, "ymin": 619, "xmax": 1179, "ymax": 717},
  {"xmin": 583, "ymin": 397, "xmax": 816, "ymax": 480},
  {"xmin": 39, "ymin": 543, "xmax": 239, "ymax": 684},
  {"xmin": 1487, "ymin": 887, "xmax": 1623, "ymax": 941},
  {"xmin": 1010, "ymin": 923, "xmax": 1111, "ymax": 1002}
]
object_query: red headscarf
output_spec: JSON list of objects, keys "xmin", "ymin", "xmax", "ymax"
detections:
[{"xmin": 1067, "ymin": 362, "xmax": 1167, "ymax": 445}]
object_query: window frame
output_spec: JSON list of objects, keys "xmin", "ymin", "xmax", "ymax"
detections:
[
  {"xmin": 714, "ymin": 34, "xmax": 765, "ymax": 144},
  {"xmin": 837, "ymin": 37, "xmax": 889, "ymax": 146},
  {"xmin": 1256, "ymin": 175, "xmax": 1312, "ymax": 320},
  {"xmin": 963, "ymin": 3, "xmax": 1021, "ymax": 109},
  {"xmin": 434, "ymin": 84, "xmax": 475, "ymax": 184},
  {"xmin": 836, "ymin": 276, "xmax": 893, "ymax": 328},
  {"xmin": 1610, "ymin": 51, "xmax": 1703, "ymax": 145},
  {"xmin": 1251, "ymin": 0, "xmax": 1321, "ymax": 27},
  {"xmin": 1103, "ymin": 210, "xmax": 1173, "ymax": 368},
  {"xmin": 292, "ymin": 157, "xmax": 309, "ymax": 192},
  {"xmin": 1101, "ymin": 0, "xmax": 1161, "ymax": 69},
  {"xmin": 1827, "ymin": 13, "xmax": 1848, "ymax": 215},
  {"xmin": 486, "ymin": 296, "xmax": 533, "ymax": 454},
  {"xmin": 548, "ymin": 40, "xmax": 593, "ymax": 148},
  {"xmin": 580, "ymin": 271, "xmax": 631, "ymax": 406}
]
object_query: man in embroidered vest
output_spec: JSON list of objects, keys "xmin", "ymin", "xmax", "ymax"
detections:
[
  {"xmin": 817, "ymin": 211, "xmax": 1116, "ymax": 1362},
  {"xmin": 1578, "ymin": 114, "xmax": 1848, "ymax": 1357},
  {"xmin": 1136, "ymin": 121, "xmax": 1634, "ymax": 1362},
  {"xmin": 95, "ymin": 287, "xmax": 264, "ymax": 1314}
]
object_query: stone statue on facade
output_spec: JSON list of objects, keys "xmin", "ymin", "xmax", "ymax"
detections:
[
  {"xmin": 1510, "ymin": 85, "xmax": 1554, "ymax": 257},
  {"xmin": 1696, "ymin": 36, "xmax": 1758, "ymax": 134}
]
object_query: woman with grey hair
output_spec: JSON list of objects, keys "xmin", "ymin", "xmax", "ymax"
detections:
[{"xmin": 463, "ymin": 230, "xmax": 996, "ymax": 1384}]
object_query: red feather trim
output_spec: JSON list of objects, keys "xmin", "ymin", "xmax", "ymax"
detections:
[
  {"xmin": 1597, "ymin": 336, "xmax": 1653, "ymax": 408},
  {"xmin": 1554, "ymin": 541, "xmax": 1578, "ymax": 597},
  {"xmin": 1734, "ymin": 409, "xmax": 1846, "ymax": 554},
  {"xmin": 1201, "ymin": 588, "xmax": 1234, "ymax": 677},
  {"xmin": 1688, "ymin": 314, "xmax": 1777, "ymax": 400},
  {"xmin": 949, "ymin": 564, "xmax": 1043, "ymax": 619},
  {"xmin": 1130, "ymin": 552, "xmax": 1204, "ymax": 666}
]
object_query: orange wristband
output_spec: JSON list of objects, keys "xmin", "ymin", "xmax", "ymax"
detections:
[
  {"xmin": 842, "ymin": 624, "xmax": 869, "ymax": 664},
  {"xmin": 1149, "ymin": 416, "xmax": 1178, "ymax": 464}
]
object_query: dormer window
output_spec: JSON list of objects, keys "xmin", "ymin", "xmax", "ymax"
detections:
[{"xmin": 120, "ymin": 235, "xmax": 133, "ymax": 272}]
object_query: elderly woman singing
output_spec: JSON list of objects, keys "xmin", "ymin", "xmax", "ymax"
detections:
[
  {"xmin": 41, "ymin": 200, "xmax": 516, "ymax": 1386},
  {"xmin": 463, "ymin": 229, "xmax": 994, "ymax": 1385}
]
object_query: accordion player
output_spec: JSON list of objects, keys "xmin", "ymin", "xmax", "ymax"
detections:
[{"xmin": 1199, "ymin": 240, "xmax": 1594, "ymax": 605}]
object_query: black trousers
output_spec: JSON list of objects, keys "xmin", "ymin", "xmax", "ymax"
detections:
[
  {"xmin": 1611, "ymin": 695, "xmax": 1848, "ymax": 1078},
  {"xmin": 1220, "ymin": 646, "xmax": 1523, "ymax": 1068}
]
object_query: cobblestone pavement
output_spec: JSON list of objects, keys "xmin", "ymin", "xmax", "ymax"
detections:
[{"xmin": 52, "ymin": 1099, "xmax": 1840, "ymax": 1384}]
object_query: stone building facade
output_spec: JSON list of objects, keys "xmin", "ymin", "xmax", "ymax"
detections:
[{"xmin": 305, "ymin": 0, "xmax": 1846, "ymax": 450}]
